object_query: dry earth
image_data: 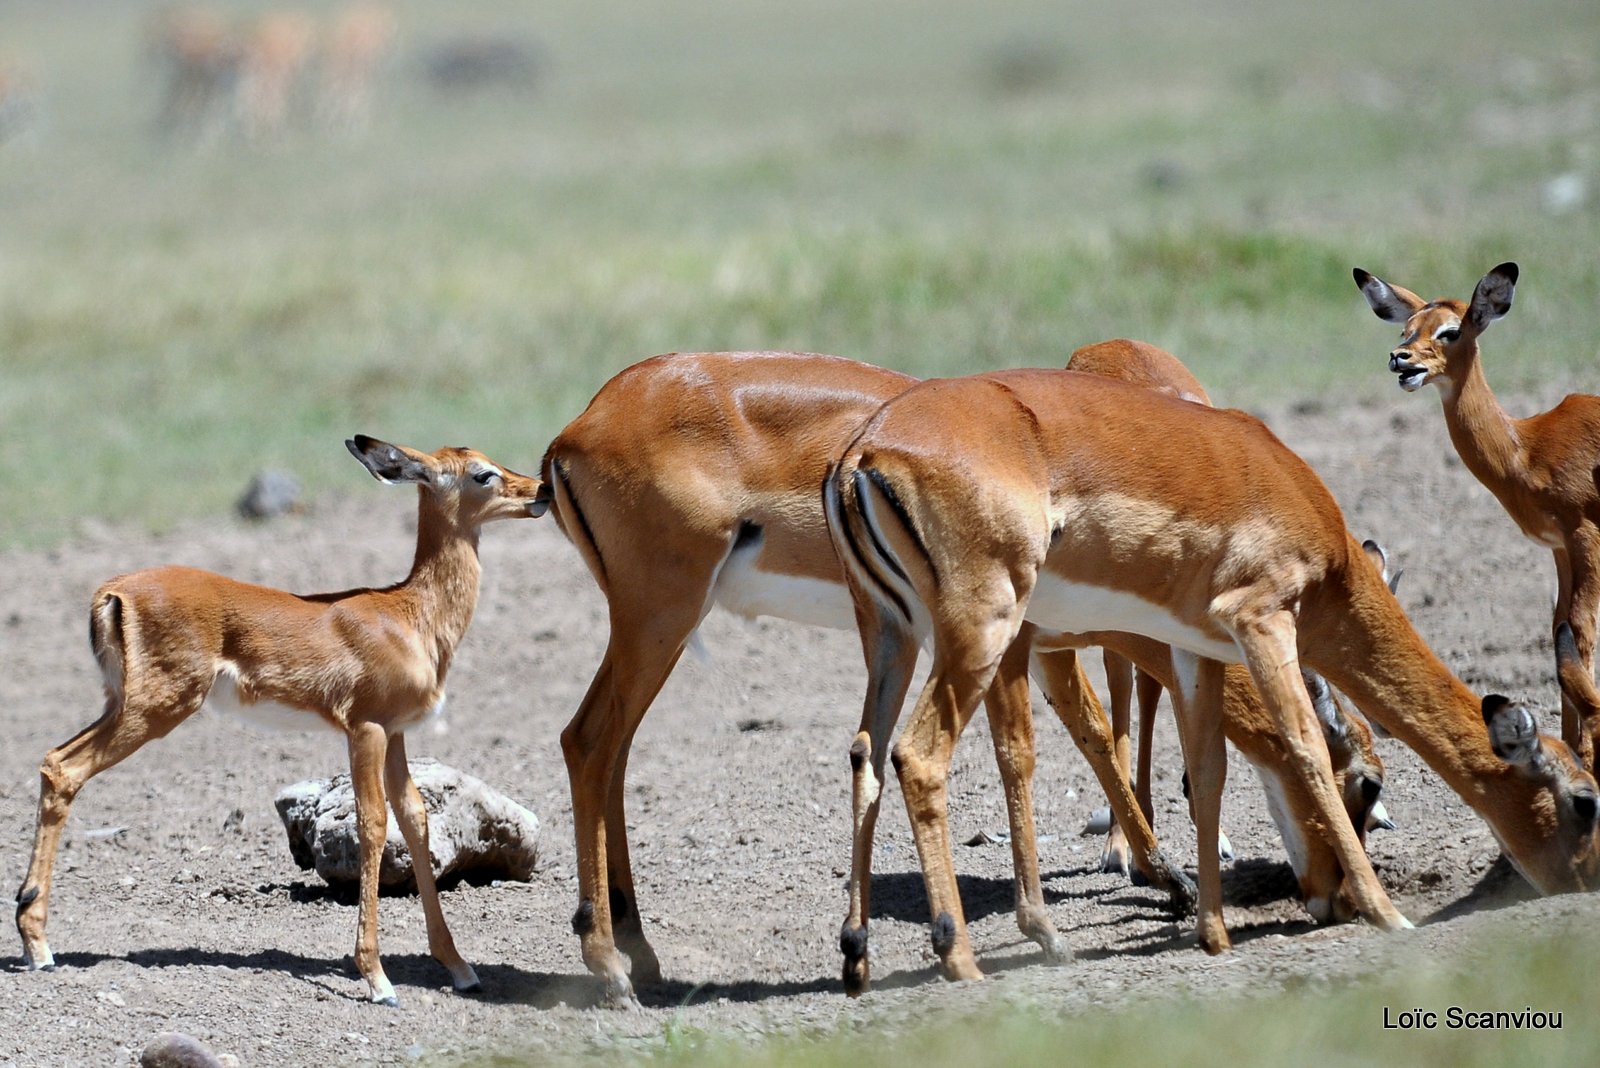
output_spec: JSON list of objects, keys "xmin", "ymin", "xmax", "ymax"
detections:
[{"xmin": 4, "ymin": 387, "xmax": 1599, "ymax": 1066}]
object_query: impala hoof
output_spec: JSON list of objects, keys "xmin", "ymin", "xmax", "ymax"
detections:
[
  {"xmin": 1039, "ymin": 933, "xmax": 1073, "ymax": 964},
  {"xmin": 375, "ymin": 994, "xmax": 400, "ymax": 1008},
  {"xmin": 600, "ymin": 974, "xmax": 639, "ymax": 1011}
]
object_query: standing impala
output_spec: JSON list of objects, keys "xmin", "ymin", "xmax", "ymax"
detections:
[
  {"xmin": 826, "ymin": 368, "xmax": 1599, "ymax": 982},
  {"xmin": 15, "ymin": 437, "xmax": 544, "ymax": 1006},
  {"xmin": 543, "ymin": 349, "xmax": 1444, "ymax": 1004},
  {"xmin": 1354, "ymin": 263, "xmax": 1600, "ymax": 769}
]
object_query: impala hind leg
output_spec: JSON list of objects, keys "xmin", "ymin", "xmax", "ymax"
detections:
[
  {"xmin": 841, "ymin": 607, "xmax": 919, "ymax": 996},
  {"xmin": 561, "ymin": 591, "xmax": 703, "ymax": 1008},
  {"xmin": 348, "ymin": 721, "xmax": 399, "ymax": 1005},
  {"xmin": 605, "ymin": 738, "xmax": 661, "ymax": 986},
  {"xmin": 1167, "ymin": 652, "xmax": 1229, "ymax": 953},
  {"xmin": 1028, "ymin": 646, "xmax": 1197, "ymax": 912},
  {"xmin": 1100, "ymin": 650, "xmax": 1136, "ymax": 876},
  {"xmin": 382, "ymin": 733, "xmax": 479, "ymax": 994},
  {"xmin": 16, "ymin": 688, "xmax": 201, "ymax": 970},
  {"xmin": 1233, "ymin": 615, "xmax": 1410, "ymax": 933},
  {"xmin": 894, "ymin": 627, "xmax": 1018, "ymax": 984},
  {"xmin": 985, "ymin": 627, "xmax": 1069, "ymax": 963}
]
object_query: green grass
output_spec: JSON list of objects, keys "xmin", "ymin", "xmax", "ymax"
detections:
[
  {"xmin": 461, "ymin": 914, "xmax": 1599, "ymax": 1067},
  {"xmin": 2, "ymin": 0, "xmax": 1598, "ymax": 545}
]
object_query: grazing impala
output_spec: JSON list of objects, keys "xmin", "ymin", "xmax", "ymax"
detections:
[
  {"xmin": 1354, "ymin": 263, "xmax": 1600, "ymax": 769},
  {"xmin": 826, "ymin": 367, "xmax": 1599, "ymax": 982},
  {"xmin": 1065, "ymin": 341, "xmax": 1392, "ymax": 878},
  {"xmin": 15, "ymin": 437, "xmax": 544, "ymax": 1006},
  {"xmin": 541, "ymin": 349, "xmax": 1431, "ymax": 1004}
]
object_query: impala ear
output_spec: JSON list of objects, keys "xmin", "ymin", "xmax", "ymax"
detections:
[
  {"xmin": 1483, "ymin": 694, "xmax": 1541, "ymax": 768},
  {"xmin": 1353, "ymin": 268, "xmax": 1425, "ymax": 324},
  {"xmin": 346, "ymin": 435, "xmax": 432, "ymax": 485},
  {"xmin": 1301, "ymin": 668, "xmax": 1342, "ymax": 737},
  {"xmin": 1467, "ymin": 262, "xmax": 1518, "ymax": 333}
]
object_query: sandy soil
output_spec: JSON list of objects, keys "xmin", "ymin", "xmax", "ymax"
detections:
[{"xmin": 3, "ymin": 389, "xmax": 1599, "ymax": 1067}]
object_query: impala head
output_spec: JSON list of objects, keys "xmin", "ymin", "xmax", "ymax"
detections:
[
  {"xmin": 1352, "ymin": 263, "xmax": 1518, "ymax": 394},
  {"xmin": 1303, "ymin": 668, "xmax": 1392, "ymax": 842},
  {"xmin": 1481, "ymin": 693, "xmax": 1600, "ymax": 891},
  {"xmin": 346, "ymin": 435, "xmax": 547, "ymax": 526}
]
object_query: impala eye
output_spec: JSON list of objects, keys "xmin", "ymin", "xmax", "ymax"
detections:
[
  {"xmin": 1437, "ymin": 328, "xmax": 1460, "ymax": 343},
  {"xmin": 472, "ymin": 469, "xmax": 498, "ymax": 485}
]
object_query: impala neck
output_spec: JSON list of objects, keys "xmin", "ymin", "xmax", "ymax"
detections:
[
  {"xmin": 1439, "ymin": 346, "xmax": 1524, "ymax": 492},
  {"xmin": 1304, "ymin": 556, "xmax": 1509, "ymax": 802},
  {"xmin": 402, "ymin": 492, "xmax": 484, "ymax": 671}
]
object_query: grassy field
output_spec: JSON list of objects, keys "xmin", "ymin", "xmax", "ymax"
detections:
[{"xmin": 2, "ymin": 0, "xmax": 1598, "ymax": 544}]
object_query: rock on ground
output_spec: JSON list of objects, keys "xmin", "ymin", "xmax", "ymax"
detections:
[{"xmin": 274, "ymin": 759, "xmax": 540, "ymax": 890}]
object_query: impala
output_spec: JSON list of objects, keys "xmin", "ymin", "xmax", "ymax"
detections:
[
  {"xmin": 826, "ymin": 367, "xmax": 1599, "ymax": 982},
  {"xmin": 1064, "ymin": 341, "xmax": 1392, "ymax": 880},
  {"xmin": 541, "ymin": 349, "xmax": 1426, "ymax": 1004},
  {"xmin": 1354, "ymin": 262, "xmax": 1600, "ymax": 769},
  {"xmin": 14, "ymin": 437, "xmax": 544, "ymax": 1006}
]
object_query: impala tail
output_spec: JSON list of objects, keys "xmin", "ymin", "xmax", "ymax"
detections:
[{"xmin": 823, "ymin": 460, "xmax": 930, "ymax": 630}]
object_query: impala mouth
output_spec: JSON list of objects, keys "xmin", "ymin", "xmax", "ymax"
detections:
[{"xmin": 1395, "ymin": 366, "xmax": 1428, "ymax": 392}]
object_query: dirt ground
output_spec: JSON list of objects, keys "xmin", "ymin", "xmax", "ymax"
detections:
[{"xmin": 4, "ymin": 387, "xmax": 1599, "ymax": 1067}]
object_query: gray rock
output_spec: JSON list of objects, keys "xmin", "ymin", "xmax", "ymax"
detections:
[
  {"xmin": 274, "ymin": 759, "xmax": 540, "ymax": 890},
  {"xmin": 140, "ymin": 1032, "xmax": 223, "ymax": 1068},
  {"xmin": 236, "ymin": 469, "xmax": 302, "ymax": 520}
]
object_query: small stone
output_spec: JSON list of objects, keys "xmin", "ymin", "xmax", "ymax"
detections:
[
  {"xmin": 236, "ymin": 470, "xmax": 303, "ymax": 520},
  {"xmin": 140, "ymin": 1032, "xmax": 223, "ymax": 1068}
]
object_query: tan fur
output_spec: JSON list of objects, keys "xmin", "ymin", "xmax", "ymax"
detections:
[
  {"xmin": 1356, "ymin": 264, "xmax": 1600, "ymax": 770},
  {"xmin": 828, "ymin": 367, "xmax": 1598, "ymax": 981},
  {"xmin": 14, "ymin": 439, "xmax": 542, "ymax": 1005},
  {"xmin": 1067, "ymin": 340, "xmax": 1387, "ymax": 901}
]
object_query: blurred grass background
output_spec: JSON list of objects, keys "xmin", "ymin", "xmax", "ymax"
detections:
[{"xmin": 1, "ymin": 0, "xmax": 1597, "ymax": 545}]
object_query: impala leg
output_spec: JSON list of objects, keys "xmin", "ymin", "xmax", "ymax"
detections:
[
  {"xmin": 17, "ymin": 689, "xmax": 199, "ymax": 970},
  {"xmin": 1133, "ymin": 668, "xmax": 1161, "ymax": 830},
  {"xmin": 1556, "ymin": 530, "xmax": 1600, "ymax": 771},
  {"xmin": 1029, "ymin": 646, "xmax": 1197, "ymax": 912},
  {"xmin": 1167, "ymin": 652, "xmax": 1229, "ymax": 953},
  {"xmin": 841, "ymin": 607, "xmax": 919, "ymax": 996},
  {"xmin": 894, "ymin": 633, "xmax": 1011, "ymax": 984},
  {"xmin": 985, "ymin": 626, "xmax": 1069, "ymax": 963},
  {"xmin": 604, "ymin": 738, "xmax": 661, "ymax": 987},
  {"xmin": 1099, "ymin": 649, "xmax": 1135, "ymax": 876},
  {"xmin": 382, "ymin": 734, "xmax": 479, "ymax": 994},
  {"xmin": 348, "ymin": 721, "xmax": 397, "ymax": 1005},
  {"xmin": 1233, "ymin": 615, "xmax": 1410, "ymax": 933},
  {"xmin": 561, "ymin": 590, "xmax": 701, "ymax": 1009}
]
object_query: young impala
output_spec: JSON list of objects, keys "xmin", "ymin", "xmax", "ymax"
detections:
[
  {"xmin": 14, "ymin": 437, "xmax": 544, "ymax": 1006},
  {"xmin": 544, "ymin": 349, "xmax": 1438, "ymax": 1004},
  {"xmin": 826, "ymin": 367, "xmax": 1599, "ymax": 983},
  {"xmin": 1354, "ymin": 263, "xmax": 1600, "ymax": 770}
]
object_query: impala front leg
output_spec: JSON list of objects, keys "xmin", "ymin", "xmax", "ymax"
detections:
[
  {"xmin": 1028, "ymin": 645, "xmax": 1197, "ymax": 912},
  {"xmin": 1555, "ymin": 528, "xmax": 1600, "ymax": 771},
  {"xmin": 1232, "ymin": 614, "xmax": 1410, "ymax": 933},
  {"xmin": 349, "ymin": 721, "xmax": 397, "ymax": 1005}
]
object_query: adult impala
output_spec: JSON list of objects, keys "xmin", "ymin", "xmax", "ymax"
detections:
[
  {"xmin": 1354, "ymin": 263, "xmax": 1600, "ymax": 769},
  {"xmin": 15, "ymin": 437, "xmax": 544, "ymax": 1006},
  {"xmin": 1063, "ymin": 340, "xmax": 1392, "ymax": 879},
  {"xmin": 543, "ymin": 349, "xmax": 1421, "ymax": 1004},
  {"xmin": 826, "ymin": 367, "xmax": 1599, "ymax": 981}
]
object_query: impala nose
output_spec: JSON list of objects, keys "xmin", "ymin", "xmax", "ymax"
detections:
[{"xmin": 1389, "ymin": 351, "xmax": 1410, "ymax": 372}]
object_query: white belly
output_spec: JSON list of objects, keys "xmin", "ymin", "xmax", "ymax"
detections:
[
  {"xmin": 710, "ymin": 548, "xmax": 858, "ymax": 632},
  {"xmin": 203, "ymin": 669, "xmax": 340, "ymax": 733},
  {"xmin": 1026, "ymin": 575, "xmax": 1242, "ymax": 663}
]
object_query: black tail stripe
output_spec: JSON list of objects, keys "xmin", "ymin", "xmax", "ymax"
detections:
[
  {"xmin": 553, "ymin": 458, "xmax": 608, "ymax": 588},
  {"xmin": 832, "ymin": 474, "xmax": 912, "ymax": 623},
  {"xmin": 863, "ymin": 467, "xmax": 938, "ymax": 590}
]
